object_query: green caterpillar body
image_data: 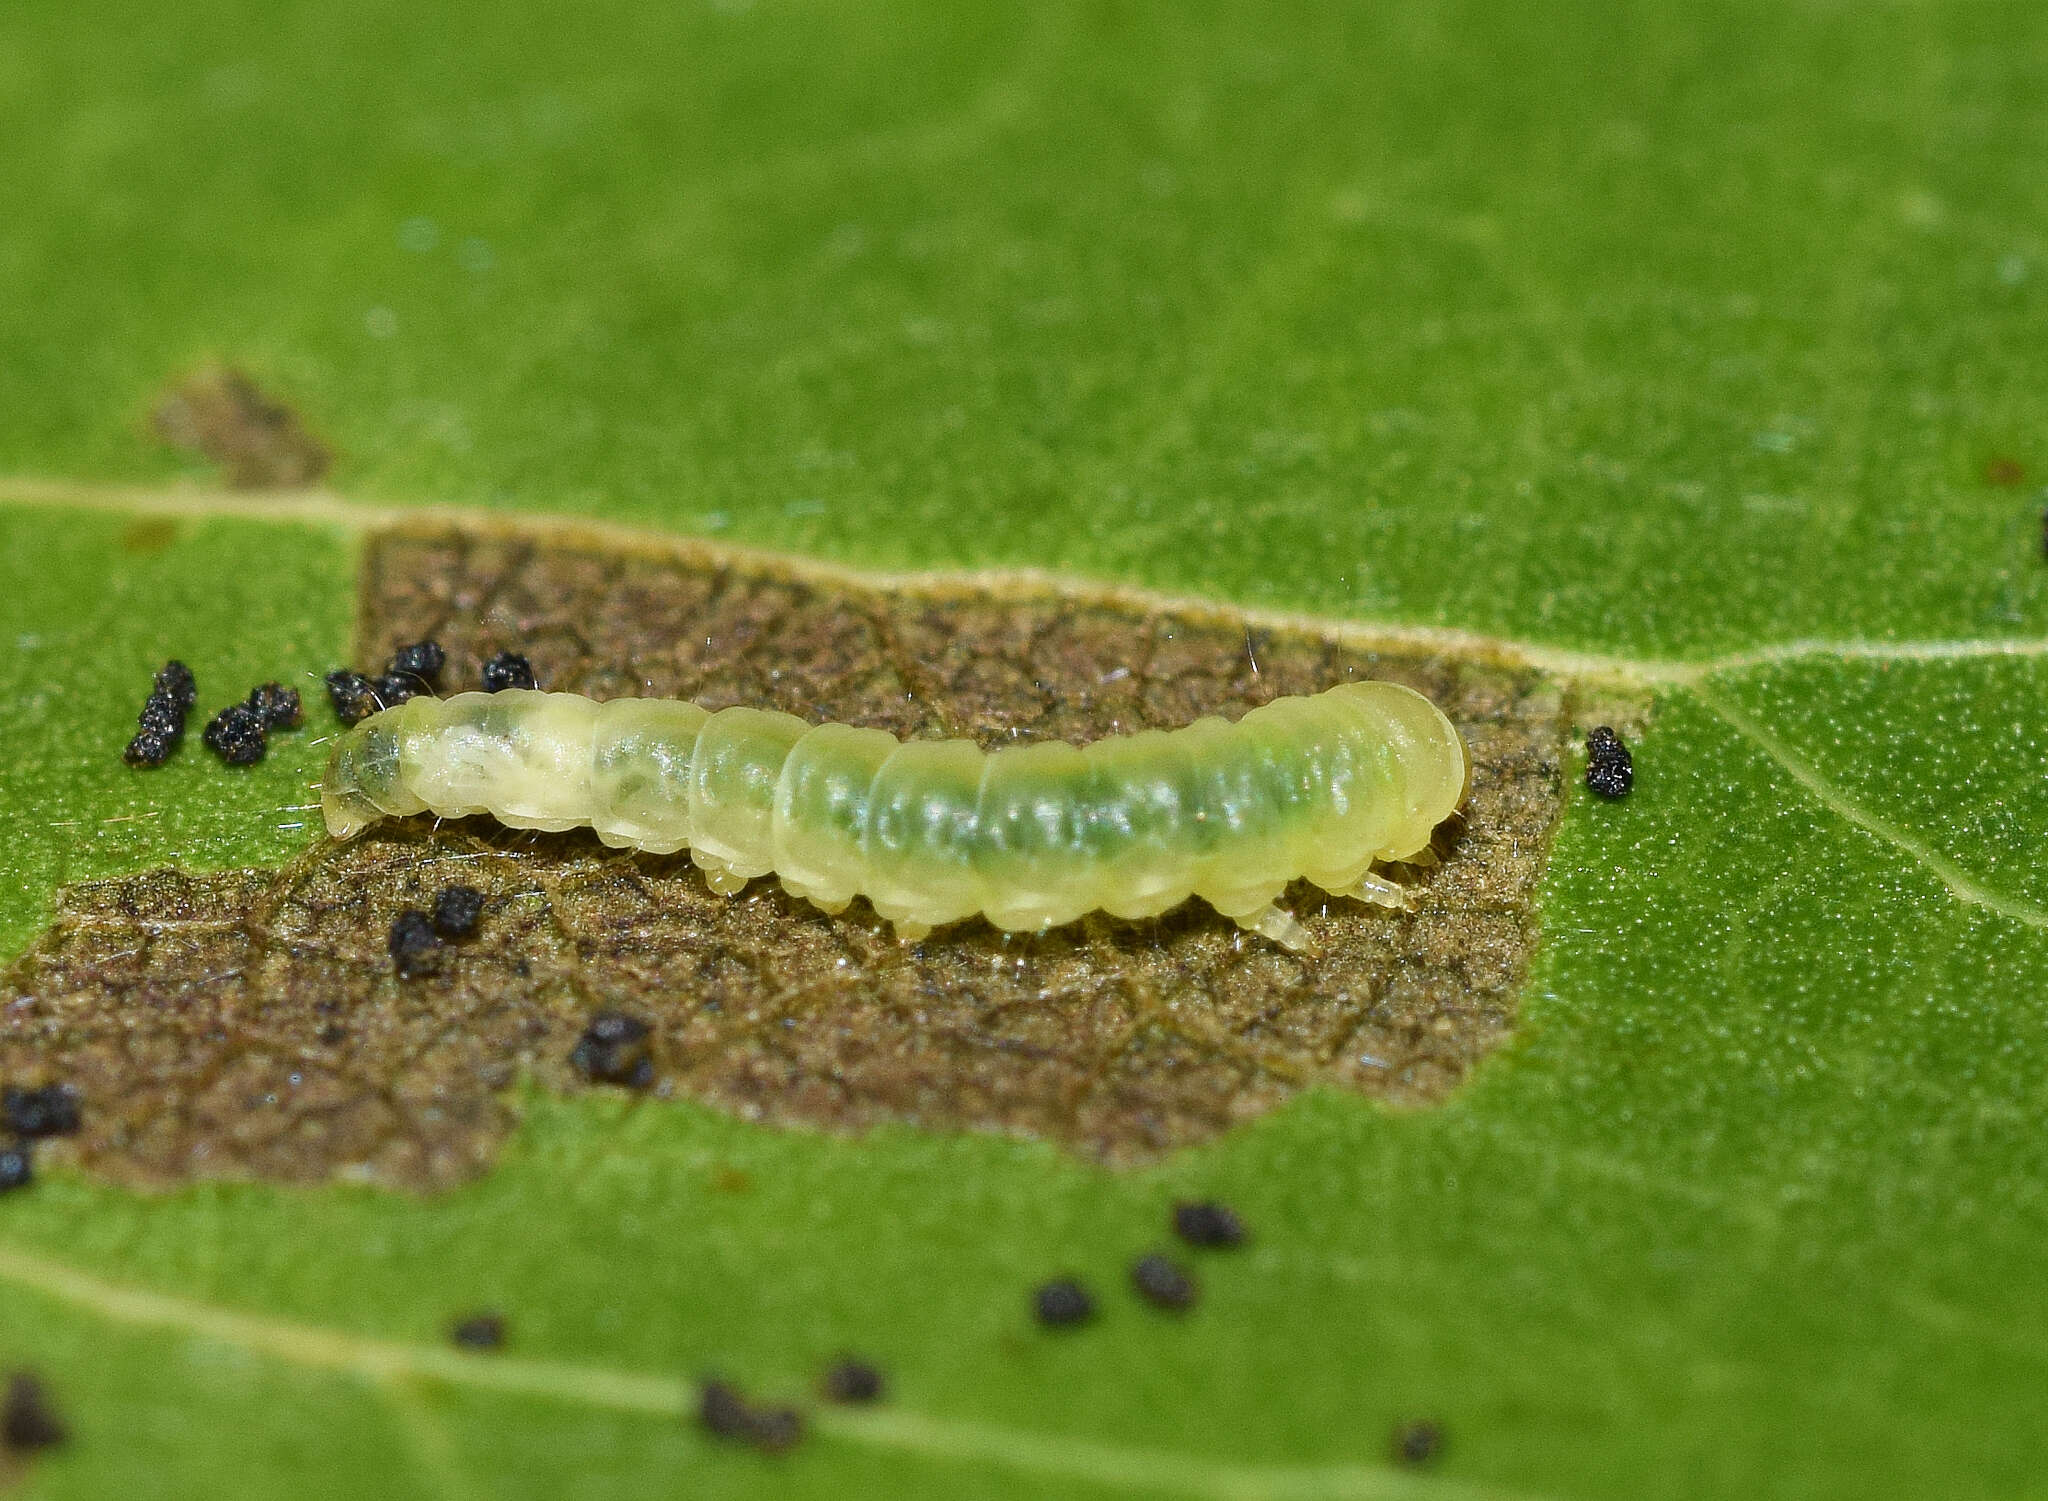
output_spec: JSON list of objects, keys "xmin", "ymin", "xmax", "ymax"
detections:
[{"xmin": 322, "ymin": 682, "xmax": 1467, "ymax": 952}]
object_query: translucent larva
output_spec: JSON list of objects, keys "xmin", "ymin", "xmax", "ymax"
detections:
[{"xmin": 321, "ymin": 682, "xmax": 1468, "ymax": 953}]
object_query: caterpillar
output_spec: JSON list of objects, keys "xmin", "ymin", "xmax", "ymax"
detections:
[{"xmin": 320, "ymin": 682, "xmax": 1468, "ymax": 953}]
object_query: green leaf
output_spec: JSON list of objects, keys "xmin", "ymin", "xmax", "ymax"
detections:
[{"xmin": 4, "ymin": 1, "xmax": 2047, "ymax": 1497}]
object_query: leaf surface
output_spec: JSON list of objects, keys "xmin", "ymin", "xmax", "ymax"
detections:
[{"xmin": 2, "ymin": 2, "xmax": 2046, "ymax": 1497}]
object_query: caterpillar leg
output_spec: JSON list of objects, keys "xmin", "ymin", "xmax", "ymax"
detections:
[
  {"xmin": 1347, "ymin": 871, "xmax": 1416, "ymax": 912},
  {"xmin": 692, "ymin": 851, "xmax": 750, "ymax": 896},
  {"xmin": 779, "ymin": 877, "xmax": 852, "ymax": 917},
  {"xmin": 1232, "ymin": 903, "xmax": 1317, "ymax": 956},
  {"xmin": 891, "ymin": 920, "xmax": 932, "ymax": 946}
]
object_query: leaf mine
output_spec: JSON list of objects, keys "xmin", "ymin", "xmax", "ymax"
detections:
[{"xmin": 0, "ymin": 529, "xmax": 1571, "ymax": 1187}]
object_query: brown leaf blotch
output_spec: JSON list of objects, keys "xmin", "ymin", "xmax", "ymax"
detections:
[
  {"xmin": 0, "ymin": 531, "xmax": 1570, "ymax": 1188},
  {"xmin": 151, "ymin": 366, "xmax": 330, "ymax": 490}
]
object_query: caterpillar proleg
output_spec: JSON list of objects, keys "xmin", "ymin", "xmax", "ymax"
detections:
[{"xmin": 322, "ymin": 682, "xmax": 1468, "ymax": 953}]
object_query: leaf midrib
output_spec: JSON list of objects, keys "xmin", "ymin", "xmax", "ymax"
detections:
[
  {"xmin": 8, "ymin": 475, "xmax": 2048, "ymax": 689},
  {"xmin": 8, "ymin": 475, "xmax": 2043, "ymax": 932}
]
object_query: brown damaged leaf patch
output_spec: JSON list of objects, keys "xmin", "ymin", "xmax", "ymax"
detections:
[
  {"xmin": 0, "ymin": 531, "xmax": 1568, "ymax": 1189},
  {"xmin": 151, "ymin": 366, "xmax": 330, "ymax": 490}
]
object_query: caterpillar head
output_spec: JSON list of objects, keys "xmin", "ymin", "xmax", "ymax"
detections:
[{"xmin": 320, "ymin": 711, "xmax": 408, "ymax": 838}]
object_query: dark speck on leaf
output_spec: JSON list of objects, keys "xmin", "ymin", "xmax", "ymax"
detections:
[
  {"xmin": 1985, "ymin": 456, "xmax": 2026, "ymax": 487},
  {"xmin": 2, "ymin": 1373, "xmax": 67, "ymax": 1453},
  {"xmin": 388, "ymin": 910, "xmax": 440, "ymax": 979},
  {"xmin": 570, "ymin": 1011, "xmax": 654, "ymax": 1087},
  {"xmin": 137, "ymin": 697, "xmax": 184, "ymax": 737},
  {"xmin": 244, "ymin": 681, "xmax": 303, "ymax": 731},
  {"xmin": 481, "ymin": 650, "xmax": 537, "ymax": 692},
  {"xmin": 122, "ymin": 728, "xmax": 173, "ymax": 768},
  {"xmin": 1172, "ymin": 1200, "xmax": 1247, "ymax": 1249},
  {"xmin": 431, "ymin": 885, "xmax": 485, "ymax": 940},
  {"xmin": 137, "ymin": 700, "xmax": 186, "ymax": 743},
  {"xmin": 154, "ymin": 660, "xmax": 198, "ymax": 712},
  {"xmin": 747, "ymin": 1405, "xmax": 804, "ymax": 1454},
  {"xmin": 324, "ymin": 669, "xmax": 379, "ymax": 725},
  {"xmin": 372, "ymin": 671, "xmax": 425, "ymax": 710},
  {"xmin": 385, "ymin": 640, "xmax": 445, "ymax": 694},
  {"xmin": 449, "ymin": 1312, "xmax": 506, "ymax": 1351},
  {"xmin": 1033, "ymin": 1277, "xmax": 1096, "ymax": 1328},
  {"xmin": 1391, "ymin": 1418, "xmax": 1445, "ymax": 1467},
  {"xmin": 1131, "ymin": 1252, "xmax": 1197, "ymax": 1312},
  {"xmin": 820, "ymin": 1358, "xmax": 885, "ymax": 1404},
  {"xmin": 1584, "ymin": 725, "xmax": 1633, "ymax": 800},
  {"xmin": 698, "ymin": 1379, "xmax": 803, "ymax": 1454},
  {"xmin": 0, "ymin": 1146, "xmax": 29, "ymax": 1193},
  {"xmin": 202, "ymin": 703, "xmax": 267, "ymax": 766},
  {"xmin": 699, "ymin": 1379, "xmax": 752, "ymax": 1439},
  {"xmin": 3, "ymin": 1085, "xmax": 80, "ymax": 1139},
  {"xmin": 120, "ymin": 516, "xmax": 180, "ymax": 554},
  {"xmin": 124, "ymin": 659, "xmax": 198, "ymax": 767}
]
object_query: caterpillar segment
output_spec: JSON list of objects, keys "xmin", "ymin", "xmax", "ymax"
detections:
[{"xmin": 322, "ymin": 681, "xmax": 1468, "ymax": 954}]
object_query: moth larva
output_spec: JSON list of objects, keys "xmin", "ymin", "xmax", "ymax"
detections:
[{"xmin": 321, "ymin": 682, "xmax": 1468, "ymax": 953}]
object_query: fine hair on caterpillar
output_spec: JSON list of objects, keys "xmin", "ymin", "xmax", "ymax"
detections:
[{"xmin": 321, "ymin": 683, "xmax": 1468, "ymax": 953}]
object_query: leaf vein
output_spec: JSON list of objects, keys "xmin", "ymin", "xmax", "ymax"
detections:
[
  {"xmin": 7, "ymin": 477, "xmax": 2048, "ymax": 689},
  {"xmin": 0, "ymin": 1238, "xmax": 1546, "ymax": 1501},
  {"xmin": 1692, "ymin": 685, "xmax": 2048, "ymax": 931}
]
